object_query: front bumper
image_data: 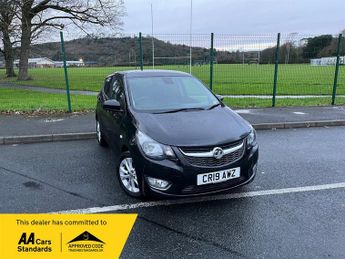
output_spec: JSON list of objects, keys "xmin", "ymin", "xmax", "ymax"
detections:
[{"xmin": 131, "ymin": 143, "xmax": 259, "ymax": 197}]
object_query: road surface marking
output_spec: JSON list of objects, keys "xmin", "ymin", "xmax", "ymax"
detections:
[
  {"xmin": 235, "ymin": 109, "xmax": 252, "ymax": 114},
  {"xmin": 293, "ymin": 112, "xmax": 306, "ymax": 115},
  {"xmin": 223, "ymin": 95, "xmax": 345, "ymax": 99},
  {"xmin": 43, "ymin": 118, "xmax": 65, "ymax": 123},
  {"xmin": 51, "ymin": 182, "xmax": 345, "ymax": 214}
]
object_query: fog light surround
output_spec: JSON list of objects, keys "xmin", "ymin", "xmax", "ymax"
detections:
[
  {"xmin": 252, "ymin": 163, "xmax": 258, "ymax": 175},
  {"xmin": 147, "ymin": 177, "xmax": 171, "ymax": 191}
]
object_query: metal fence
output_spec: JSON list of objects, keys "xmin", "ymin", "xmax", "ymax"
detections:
[{"xmin": 0, "ymin": 31, "xmax": 344, "ymax": 112}]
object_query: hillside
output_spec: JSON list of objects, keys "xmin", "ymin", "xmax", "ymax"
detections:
[
  {"xmin": 2, "ymin": 34, "xmax": 342, "ymax": 66},
  {"xmin": 29, "ymin": 36, "xmax": 210, "ymax": 66}
]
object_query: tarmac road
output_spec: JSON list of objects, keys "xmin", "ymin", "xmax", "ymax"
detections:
[
  {"xmin": 1, "ymin": 127, "xmax": 345, "ymax": 258},
  {"xmin": 1, "ymin": 105, "xmax": 345, "ymax": 137}
]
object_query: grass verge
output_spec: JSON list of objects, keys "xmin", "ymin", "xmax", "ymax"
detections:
[
  {"xmin": 223, "ymin": 97, "xmax": 345, "ymax": 108},
  {"xmin": 0, "ymin": 88, "xmax": 96, "ymax": 112}
]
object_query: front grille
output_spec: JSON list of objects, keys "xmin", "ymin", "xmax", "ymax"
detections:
[
  {"xmin": 179, "ymin": 140, "xmax": 245, "ymax": 167},
  {"xmin": 181, "ymin": 177, "xmax": 245, "ymax": 194},
  {"xmin": 180, "ymin": 139, "xmax": 243, "ymax": 153}
]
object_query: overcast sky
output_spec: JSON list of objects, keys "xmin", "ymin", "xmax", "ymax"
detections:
[{"xmin": 122, "ymin": 0, "xmax": 345, "ymax": 35}]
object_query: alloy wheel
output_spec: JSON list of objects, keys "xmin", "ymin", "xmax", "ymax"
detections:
[
  {"xmin": 119, "ymin": 157, "xmax": 140, "ymax": 194},
  {"xmin": 96, "ymin": 121, "xmax": 101, "ymax": 142}
]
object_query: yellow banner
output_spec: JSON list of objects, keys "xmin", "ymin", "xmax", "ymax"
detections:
[{"xmin": 0, "ymin": 214, "xmax": 137, "ymax": 259}]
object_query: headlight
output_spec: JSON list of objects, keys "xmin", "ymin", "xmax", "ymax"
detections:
[
  {"xmin": 246, "ymin": 127, "xmax": 256, "ymax": 147},
  {"xmin": 136, "ymin": 131, "xmax": 176, "ymax": 160}
]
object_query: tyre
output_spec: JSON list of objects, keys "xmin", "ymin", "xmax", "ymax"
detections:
[
  {"xmin": 117, "ymin": 151, "xmax": 145, "ymax": 197},
  {"xmin": 96, "ymin": 119, "xmax": 107, "ymax": 147}
]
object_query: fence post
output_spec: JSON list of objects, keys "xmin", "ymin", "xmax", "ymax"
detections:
[
  {"xmin": 272, "ymin": 33, "xmax": 281, "ymax": 107},
  {"xmin": 209, "ymin": 32, "xmax": 214, "ymax": 91},
  {"xmin": 59, "ymin": 31, "xmax": 72, "ymax": 113},
  {"xmin": 139, "ymin": 32, "xmax": 143, "ymax": 70},
  {"xmin": 331, "ymin": 34, "xmax": 343, "ymax": 105}
]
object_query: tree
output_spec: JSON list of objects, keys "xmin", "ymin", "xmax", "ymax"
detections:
[
  {"xmin": 0, "ymin": 0, "xmax": 19, "ymax": 77},
  {"xmin": 302, "ymin": 35, "xmax": 333, "ymax": 59},
  {"xmin": 17, "ymin": 0, "xmax": 125, "ymax": 80}
]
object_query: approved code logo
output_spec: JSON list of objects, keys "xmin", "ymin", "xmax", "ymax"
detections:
[{"xmin": 67, "ymin": 231, "xmax": 105, "ymax": 252}]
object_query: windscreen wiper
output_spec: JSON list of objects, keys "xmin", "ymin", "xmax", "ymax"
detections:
[
  {"xmin": 207, "ymin": 103, "xmax": 221, "ymax": 110},
  {"xmin": 154, "ymin": 107, "xmax": 205, "ymax": 114}
]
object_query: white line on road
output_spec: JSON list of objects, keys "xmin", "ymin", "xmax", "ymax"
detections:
[
  {"xmin": 51, "ymin": 182, "xmax": 345, "ymax": 214},
  {"xmin": 43, "ymin": 118, "xmax": 65, "ymax": 123},
  {"xmin": 292, "ymin": 112, "xmax": 306, "ymax": 115},
  {"xmin": 234, "ymin": 109, "xmax": 252, "ymax": 114},
  {"xmin": 224, "ymin": 95, "xmax": 345, "ymax": 99}
]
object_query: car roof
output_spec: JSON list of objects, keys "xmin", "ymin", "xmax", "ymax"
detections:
[{"xmin": 108, "ymin": 70, "xmax": 192, "ymax": 78}]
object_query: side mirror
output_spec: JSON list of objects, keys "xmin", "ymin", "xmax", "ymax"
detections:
[
  {"xmin": 103, "ymin": 99, "xmax": 121, "ymax": 111},
  {"xmin": 216, "ymin": 95, "xmax": 224, "ymax": 101}
]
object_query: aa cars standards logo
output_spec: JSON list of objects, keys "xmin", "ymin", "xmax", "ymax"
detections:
[
  {"xmin": 17, "ymin": 232, "xmax": 52, "ymax": 253},
  {"xmin": 67, "ymin": 231, "xmax": 105, "ymax": 252}
]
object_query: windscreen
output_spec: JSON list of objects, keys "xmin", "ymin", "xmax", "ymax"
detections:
[{"xmin": 126, "ymin": 76, "xmax": 219, "ymax": 112}]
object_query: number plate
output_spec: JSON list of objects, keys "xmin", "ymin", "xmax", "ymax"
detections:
[{"xmin": 197, "ymin": 167, "xmax": 240, "ymax": 186}]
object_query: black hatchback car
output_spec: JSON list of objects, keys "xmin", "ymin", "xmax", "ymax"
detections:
[{"xmin": 96, "ymin": 70, "xmax": 258, "ymax": 197}]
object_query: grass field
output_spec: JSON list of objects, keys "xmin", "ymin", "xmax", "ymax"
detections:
[
  {"xmin": 1, "ymin": 64, "xmax": 344, "ymax": 95},
  {"xmin": 1, "ymin": 87, "xmax": 344, "ymax": 112},
  {"xmin": 1, "ymin": 64, "xmax": 345, "ymax": 111}
]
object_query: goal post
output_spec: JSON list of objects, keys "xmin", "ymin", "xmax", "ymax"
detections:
[
  {"xmin": 153, "ymin": 56, "xmax": 210, "ymax": 68},
  {"xmin": 153, "ymin": 56, "xmax": 190, "ymax": 66}
]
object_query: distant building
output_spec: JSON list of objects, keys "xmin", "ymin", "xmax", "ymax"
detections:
[
  {"xmin": 14, "ymin": 57, "xmax": 55, "ymax": 68},
  {"xmin": 54, "ymin": 60, "xmax": 85, "ymax": 67},
  {"xmin": 84, "ymin": 61, "xmax": 98, "ymax": 67},
  {"xmin": 310, "ymin": 56, "xmax": 345, "ymax": 66}
]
